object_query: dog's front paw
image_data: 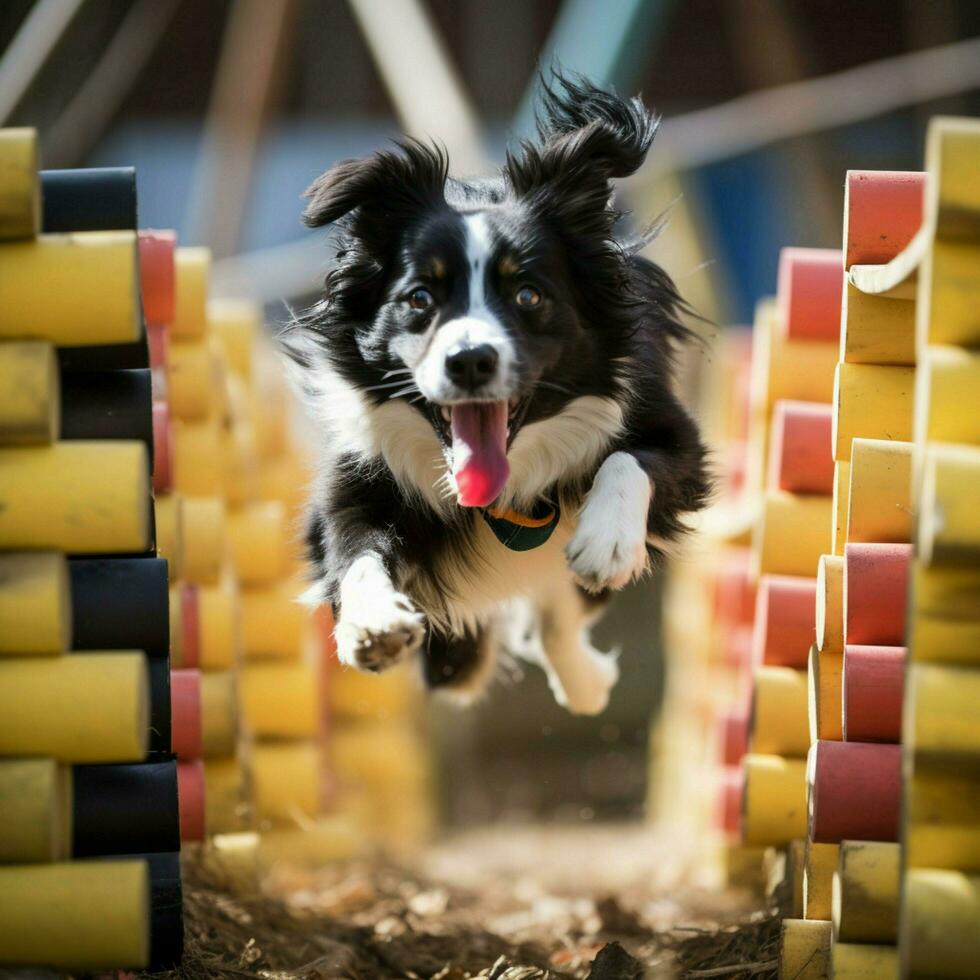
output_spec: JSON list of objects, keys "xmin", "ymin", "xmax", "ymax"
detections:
[
  {"xmin": 565, "ymin": 452, "xmax": 652, "ymax": 593},
  {"xmin": 565, "ymin": 510, "xmax": 648, "ymax": 593},
  {"xmin": 334, "ymin": 591, "xmax": 425, "ymax": 673}
]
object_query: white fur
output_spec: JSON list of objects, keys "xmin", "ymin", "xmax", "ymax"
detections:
[
  {"xmin": 566, "ymin": 451, "xmax": 652, "ymax": 592},
  {"xmin": 334, "ymin": 553, "xmax": 425, "ymax": 671},
  {"xmin": 301, "ymin": 355, "xmax": 449, "ymax": 514},
  {"xmin": 500, "ymin": 395, "xmax": 624, "ymax": 510},
  {"xmin": 413, "ymin": 213, "xmax": 516, "ymax": 402},
  {"xmin": 537, "ymin": 573, "xmax": 620, "ymax": 715}
]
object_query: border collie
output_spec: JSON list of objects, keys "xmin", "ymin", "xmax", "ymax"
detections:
[{"xmin": 287, "ymin": 76, "xmax": 709, "ymax": 714}]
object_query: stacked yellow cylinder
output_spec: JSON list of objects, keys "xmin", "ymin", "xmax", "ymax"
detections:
[
  {"xmin": 156, "ymin": 248, "xmax": 251, "ymax": 839},
  {"xmin": 709, "ymin": 255, "xmax": 839, "ymax": 894},
  {"xmin": 766, "ymin": 161, "xmax": 942, "ymax": 978},
  {"xmin": 898, "ymin": 117, "xmax": 980, "ymax": 980},
  {"xmin": 741, "ymin": 251, "xmax": 843, "ymax": 951},
  {"xmin": 214, "ymin": 301, "xmax": 333, "ymax": 850},
  {"xmin": 0, "ymin": 128, "xmax": 155, "ymax": 972},
  {"xmin": 771, "ymin": 164, "xmax": 927, "ymax": 979},
  {"xmin": 163, "ymin": 270, "xmax": 431, "ymax": 863},
  {"xmin": 323, "ymin": 622, "xmax": 434, "ymax": 850},
  {"xmin": 648, "ymin": 326, "xmax": 771, "ymax": 890}
]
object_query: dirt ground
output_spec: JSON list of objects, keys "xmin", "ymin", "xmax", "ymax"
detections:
[{"xmin": 160, "ymin": 825, "xmax": 779, "ymax": 980}]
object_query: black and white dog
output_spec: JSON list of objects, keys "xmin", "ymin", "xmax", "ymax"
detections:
[{"xmin": 288, "ymin": 76, "xmax": 709, "ymax": 714}]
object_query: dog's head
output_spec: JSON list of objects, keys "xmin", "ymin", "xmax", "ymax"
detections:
[{"xmin": 297, "ymin": 76, "xmax": 674, "ymax": 508}]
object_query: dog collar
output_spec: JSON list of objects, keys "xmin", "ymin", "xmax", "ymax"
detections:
[{"xmin": 482, "ymin": 500, "xmax": 560, "ymax": 552}]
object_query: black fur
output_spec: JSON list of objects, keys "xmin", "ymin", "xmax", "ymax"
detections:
[{"xmin": 287, "ymin": 74, "xmax": 710, "ymax": 698}]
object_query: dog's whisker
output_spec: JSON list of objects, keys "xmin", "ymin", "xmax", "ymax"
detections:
[
  {"xmin": 363, "ymin": 379, "xmax": 419, "ymax": 393},
  {"xmin": 381, "ymin": 368, "xmax": 413, "ymax": 379},
  {"xmin": 386, "ymin": 385, "xmax": 421, "ymax": 399}
]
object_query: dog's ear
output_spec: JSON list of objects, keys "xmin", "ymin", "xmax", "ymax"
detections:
[
  {"xmin": 505, "ymin": 74, "xmax": 658, "ymax": 227},
  {"xmin": 303, "ymin": 139, "xmax": 448, "ymax": 229}
]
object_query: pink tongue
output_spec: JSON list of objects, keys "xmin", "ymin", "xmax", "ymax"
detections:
[{"xmin": 451, "ymin": 402, "xmax": 510, "ymax": 507}]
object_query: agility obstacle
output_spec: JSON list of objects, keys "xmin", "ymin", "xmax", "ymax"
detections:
[
  {"xmin": 0, "ymin": 128, "xmax": 431, "ymax": 972},
  {"xmin": 652, "ymin": 115, "xmax": 980, "ymax": 979}
]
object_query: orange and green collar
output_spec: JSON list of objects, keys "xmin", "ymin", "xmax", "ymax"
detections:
[{"xmin": 482, "ymin": 500, "xmax": 560, "ymax": 551}]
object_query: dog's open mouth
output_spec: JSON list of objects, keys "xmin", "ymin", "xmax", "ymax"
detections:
[{"xmin": 430, "ymin": 397, "xmax": 529, "ymax": 508}]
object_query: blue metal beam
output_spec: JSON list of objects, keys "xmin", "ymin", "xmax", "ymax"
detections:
[{"xmin": 512, "ymin": 0, "xmax": 677, "ymax": 139}]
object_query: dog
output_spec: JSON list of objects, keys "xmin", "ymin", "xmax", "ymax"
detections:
[{"xmin": 286, "ymin": 75, "xmax": 709, "ymax": 714}]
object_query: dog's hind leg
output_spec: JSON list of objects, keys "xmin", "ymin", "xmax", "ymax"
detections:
[
  {"xmin": 537, "ymin": 577, "xmax": 618, "ymax": 715},
  {"xmin": 422, "ymin": 624, "xmax": 497, "ymax": 704}
]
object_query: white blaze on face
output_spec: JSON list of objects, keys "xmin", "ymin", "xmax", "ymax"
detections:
[
  {"xmin": 412, "ymin": 212, "xmax": 519, "ymax": 508},
  {"xmin": 413, "ymin": 212, "xmax": 516, "ymax": 402}
]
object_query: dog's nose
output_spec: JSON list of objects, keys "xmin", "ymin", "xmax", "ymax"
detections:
[{"xmin": 445, "ymin": 343, "xmax": 499, "ymax": 391}]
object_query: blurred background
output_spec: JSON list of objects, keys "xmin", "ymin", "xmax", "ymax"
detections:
[{"xmin": 3, "ymin": 0, "xmax": 978, "ymax": 828}]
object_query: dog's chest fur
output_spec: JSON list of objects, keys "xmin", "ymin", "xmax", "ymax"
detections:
[
  {"xmin": 413, "ymin": 514, "xmax": 576, "ymax": 635},
  {"xmin": 311, "ymin": 362, "xmax": 626, "ymax": 633}
]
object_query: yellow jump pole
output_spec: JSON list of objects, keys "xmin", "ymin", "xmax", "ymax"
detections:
[
  {"xmin": 172, "ymin": 415, "xmax": 223, "ymax": 497},
  {"xmin": 808, "ymin": 645, "xmax": 843, "ymax": 743},
  {"xmin": 180, "ymin": 496, "xmax": 225, "ymax": 585},
  {"xmin": 905, "ymin": 767, "xmax": 980, "ymax": 871},
  {"xmin": 832, "ymin": 461, "xmax": 850, "ymax": 556},
  {"xmin": 815, "ymin": 554, "xmax": 844, "ymax": 656},
  {"xmin": 0, "ymin": 552, "xmax": 71, "ymax": 654},
  {"xmin": 803, "ymin": 839, "xmax": 838, "ymax": 921},
  {"xmin": 0, "ymin": 231, "xmax": 141, "ymax": 344},
  {"xmin": 197, "ymin": 581, "xmax": 238, "ymax": 671},
  {"xmin": 831, "ymin": 943, "xmax": 898, "ymax": 980},
  {"xmin": 171, "ymin": 247, "xmax": 210, "ymax": 341},
  {"xmin": 153, "ymin": 494, "xmax": 184, "ymax": 580},
  {"xmin": 742, "ymin": 754, "xmax": 808, "ymax": 847},
  {"xmin": 904, "ymin": 662, "xmax": 980, "ymax": 764},
  {"xmin": 200, "ymin": 670, "xmax": 239, "ymax": 759},
  {"xmin": 918, "ymin": 443, "xmax": 980, "ymax": 566},
  {"xmin": 902, "ymin": 869, "xmax": 980, "ymax": 979},
  {"xmin": 227, "ymin": 501, "xmax": 287, "ymax": 586},
  {"xmin": 0, "ymin": 442, "xmax": 150, "ymax": 553},
  {"xmin": 167, "ymin": 339, "xmax": 217, "ymax": 421},
  {"xmin": 209, "ymin": 298, "xmax": 259, "ymax": 380},
  {"xmin": 251, "ymin": 741, "xmax": 323, "ymax": 825},
  {"xmin": 779, "ymin": 918, "xmax": 831, "ymax": 980},
  {"xmin": 832, "ymin": 363, "xmax": 914, "ymax": 462},
  {"xmin": 241, "ymin": 662, "xmax": 320, "ymax": 738},
  {"xmin": 0, "ymin": 860, "xmax": 150, "ymax": 970},
  {"xmin": 846, "ymin": 438, "xmax": 912, "ymax": 544},
  {"xmin": 908, "ymin": 564, "xmax": 980, "ymax": 666},
  {"xmin": 754, "ymin": 491, "xmax": 832, "ymax": 578},
  {"xmin": 0, "ymin": 653, "xmax": 148, "ymax": 762},
  {"xmin": 203, "ymin": 756, "xmax": 248, "ymax": 835},
  {"xmin": 0, "ymin": 128, "xmax": 40, "ymax": 239},
  {"xmin": 241, "ymin": 580, "xmax": 309, "ymax": 660},
  {"xmin": 840, "ymin": 281, "xmax": 915, "ymax": 366},
  {"xmin": 915, "ymin": 345, "xmax": 980, "ymax": 446},
  {"xmin": 0, "ymin": 758, "xmax": 72, "ymax": 862},
  {"xmin": 832, "ymin": 840, "xmax": 899, "ymax": 943},
  {"xmin": 0, "ymin": 341, "xmax": 59, "ymax": 444},
  {"xmin": 750, "ymin": 666, "xmax": 810, "ymax": 757}
]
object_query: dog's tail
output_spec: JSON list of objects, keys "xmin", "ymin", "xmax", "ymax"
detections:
[{"xmin": 533, "ymin": 71, "xmax": 659, "ymax": 179}]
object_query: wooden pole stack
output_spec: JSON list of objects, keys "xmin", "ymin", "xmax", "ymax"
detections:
[
  {"xmin": 0, "ymin": 125, "xmax": 435, "ymax": 971},
  {"xmin": 0, "ymin": 132, "xmax": 182, "ymax": 971},
  {"xmin": 892, "ymin": 117, "xmax": 980, "ymax": 980},
  {"xmin": 655, "ymin": 114, "xmax": 980, "ymax": 978}
]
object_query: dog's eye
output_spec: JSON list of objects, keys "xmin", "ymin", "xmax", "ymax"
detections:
[
  {"xmin": 408, "ymin": 288, "xmax": 434, "ymax": 311},
  {"xmin": 515, "ymin": 285, "xmax": 541, "ymax": 309}
]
